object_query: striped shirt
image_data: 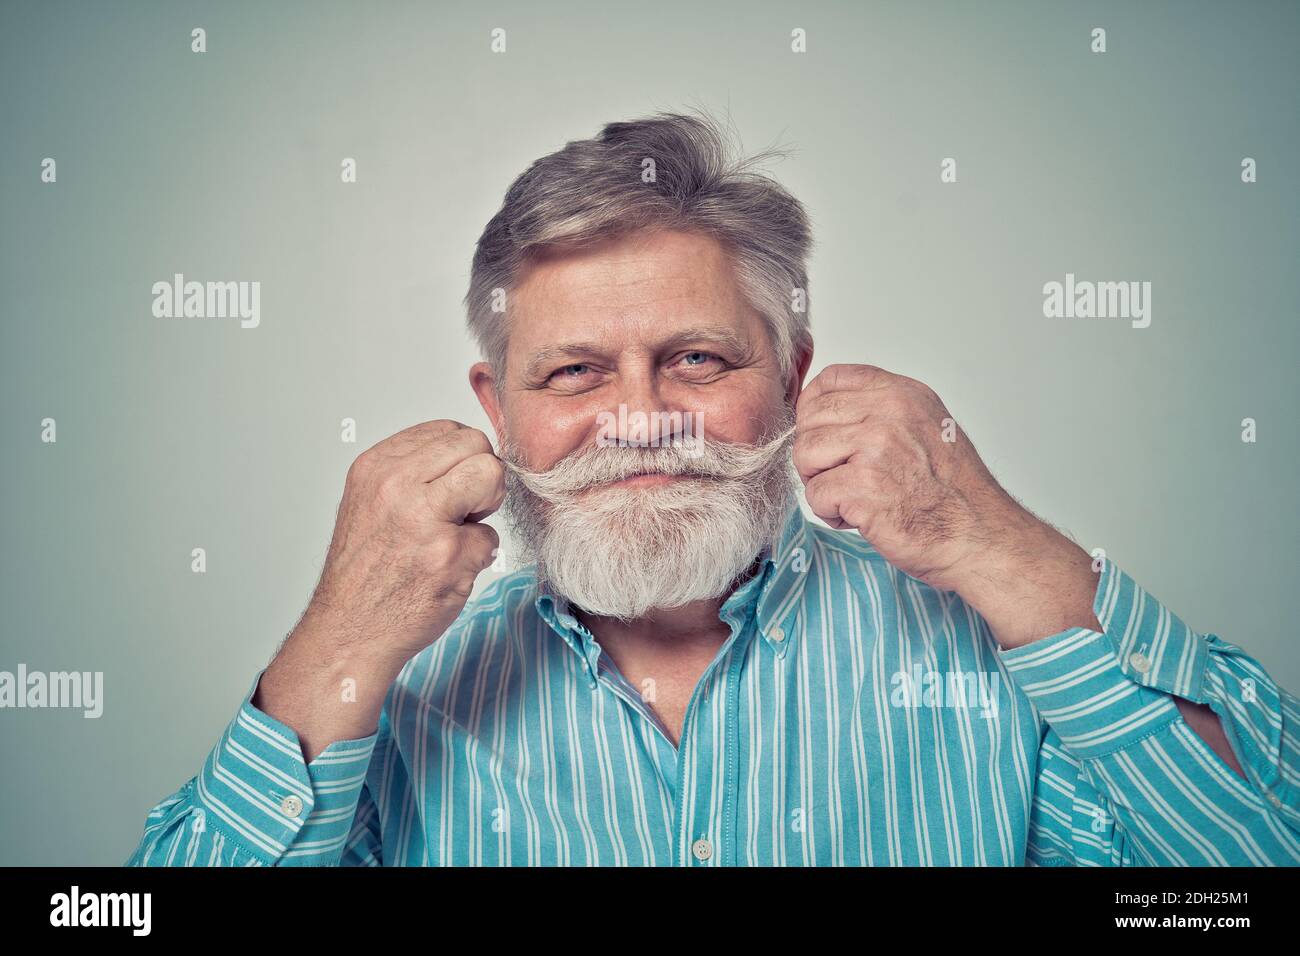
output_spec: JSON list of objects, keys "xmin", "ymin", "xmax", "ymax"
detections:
[{"xmin": 127, "ymin": 500, "xmax": 1300, "ymax": 866}]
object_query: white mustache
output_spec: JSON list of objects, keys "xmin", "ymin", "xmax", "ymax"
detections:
[{"xmin": 502, "ymin": 423, "xmax": 798, "ymax": 503}]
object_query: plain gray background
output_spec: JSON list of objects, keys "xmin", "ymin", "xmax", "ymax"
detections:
[{"xmin": 1, "ymin": 0, "xmax": 1296, "ymax": 864}]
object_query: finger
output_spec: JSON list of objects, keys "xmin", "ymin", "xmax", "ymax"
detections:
[
  {"xmin": 798, "ymin": 364, "xmax": 896, "ymax": 407},
  {"xmin": 408, "ymin": 426, "xmax": 494, "ymax": 483},
  {"xmin": 367, "ymin": 419, "xmax": 466, "ymax": 460},
  {"xmin": 793, "ymin": 420, "xmax": 914, "ymax": 483},
  {"xmin": 357, "ymin": 420, "xmax": 478, "ymax": 480},
  {"xmin": 458, "ymin": 521, "xmax": 500, "ymax": 572},
  {"xmin": 792, "ymin": 422, "xmax": 861, "ymax": 482},
  {"xmin": 425, "ymin": 452, "xmax": 506, "ymax": 524},
  {"xmin": 796, "ymin": 369, "xmax": 906, "ymax": 431},
  {"xmin": 390, "ymin": 419, "xmax": 466, "ymax": 446},
  {"xmin": 803, "ymin": 465, "xmax": 872, "ymax": 532},
  {"xmin": 796, "ymin": 387, "xmax": 872, "ymax": 430},
  {"xmin": 799, "ymin": 382, "xmax": 933, "ymax": 433}
]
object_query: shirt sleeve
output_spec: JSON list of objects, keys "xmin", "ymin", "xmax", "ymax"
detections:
[
  {"xmin": 1000, "ymin": 556, "xmax": 1300, "ymax": 865},
  {"xmin": 125, "ymin": 668, "xmax": 382, "ymax": 867}
]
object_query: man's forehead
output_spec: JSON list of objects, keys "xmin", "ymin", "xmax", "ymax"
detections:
[{"xmin": 507, "ymin": 229, "xmax": 759, "ymax": 354}]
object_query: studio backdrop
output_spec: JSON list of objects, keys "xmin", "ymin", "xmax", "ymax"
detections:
[{"xmin": 0, "ymin": 0, "xmax": 1296, "ymax": 865}]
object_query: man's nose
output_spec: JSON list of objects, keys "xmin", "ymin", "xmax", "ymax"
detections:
[{"xmin": 603, "ymin": 369, "xmax": 691, "ymax": 446}]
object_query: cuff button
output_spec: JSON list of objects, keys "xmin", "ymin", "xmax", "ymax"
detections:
[{"xmin": 279, "ymin": 794, "xmax": 304, "ymax": 817}]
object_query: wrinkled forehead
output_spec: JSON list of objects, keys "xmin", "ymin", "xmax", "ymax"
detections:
[{"xmin": 504, "ymin": 229, "xmax": 766, "ymax": 374}]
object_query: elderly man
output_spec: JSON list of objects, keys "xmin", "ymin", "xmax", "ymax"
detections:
[{"xmin": 128, "ymin": 113, "xmax": 1298, "ymax": 866}]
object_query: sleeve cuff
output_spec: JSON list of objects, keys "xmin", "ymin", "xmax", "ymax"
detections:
[
  {"xmin": 192, "ymin": 668, "xmax": 379, "ymax": 864},
  {"xmin": 998, "ymin": 556, "xmax": 1207, "ymax": 759}
]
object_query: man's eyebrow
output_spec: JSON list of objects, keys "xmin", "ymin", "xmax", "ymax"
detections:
[
  {"xmin": 656, "ymin": 326, "xmax": 751, "ymax": 355},
  {"xmin": 523, "ymin": 343, "xmax": 608, "ymax": 379}
]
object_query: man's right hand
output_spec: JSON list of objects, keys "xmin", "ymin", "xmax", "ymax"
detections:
[
  {"xmin": 253, "ymin": 420, "xmax": 506, "ymax": 762},
  {"xmin": 306, "ymin": 419, "xmax": 506, "ymax": 661}
]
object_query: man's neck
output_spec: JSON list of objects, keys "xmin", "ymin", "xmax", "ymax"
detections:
[{"xmin": 569, "ymin": 557, "xmax": 765, "ymax": 746}]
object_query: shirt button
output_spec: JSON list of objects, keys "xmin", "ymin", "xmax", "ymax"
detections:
[
  {"xmin": 1128, "ymin": 652, "xmax": 1151, "ymax": 674},
  {"xmin": 691, "ymin": 838, "xmax": 713, "ymax": 861},
  {"xmin": 769, "ymin": 627, "xmax": 786, "ymax": 643},
  {"xmin": 279, "ymin": 794, "xmax": 303, "ymax": 817},
  {"xmin": 1268, "ymin": 793, "xmax": 1283, "ymax": 809}
]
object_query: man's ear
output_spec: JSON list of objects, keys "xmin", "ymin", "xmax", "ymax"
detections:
[
  {"xmin": 786, "ymin": 342, "xmax": 814, "ymax": 408},
  {"xmin": 469, "ymin": 361, "xmax": 505, "ymax": 446}
]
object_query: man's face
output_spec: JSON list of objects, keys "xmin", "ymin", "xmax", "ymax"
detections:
[
  {"xmin": 482, "ymin": 228, "xmax": 794, "ymax": 471},
  {"xmin": 470, "ymin": 227, "xmax": 809, "ymax": 620}
]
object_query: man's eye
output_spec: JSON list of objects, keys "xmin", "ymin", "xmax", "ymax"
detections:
[
  {"xmin": 553, "ymin": 363, "xmax": 590, "ymax": 378},
  {"xmin": 681, "ymin": 352, "xmax": 718, "ymax": 367}
]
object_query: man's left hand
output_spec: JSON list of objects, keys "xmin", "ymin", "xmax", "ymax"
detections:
[{"xmin": 792, "ymin": 363, "xmax": 1099, "ymax": 648}]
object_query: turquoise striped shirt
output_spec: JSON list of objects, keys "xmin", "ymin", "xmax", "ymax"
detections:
[{"xmin": 127, "ymin": 501, "xmax": 1300, "ymax": 866}]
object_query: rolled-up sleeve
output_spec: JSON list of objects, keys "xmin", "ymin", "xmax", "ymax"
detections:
[
  {"xmin": 126, "ymin": 668, "xmax": 380, "ymax": 867},
  {"xmin": 1001, "ymin": 557, "xmax": 1300, "ymax": 865}
]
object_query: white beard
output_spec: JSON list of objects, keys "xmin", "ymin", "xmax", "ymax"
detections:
[{"xmin": 501, "ymin": 416, "xmax": 798, "ymax": 622}]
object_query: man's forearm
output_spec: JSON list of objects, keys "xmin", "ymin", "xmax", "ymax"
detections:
[
  {"xmin": 957, "ymin": 516, "xmax": 1101, "ymax": 650},
  {"xmin": 254, "ymin": 611, "xmax": 407, "ymax": 763}
]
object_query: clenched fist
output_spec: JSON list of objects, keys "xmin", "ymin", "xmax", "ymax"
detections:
[
  {"xmin": 792, "ymin": 363, "xmax": 1101, "ymax": 650},
  {"xmin": 302, "ymin": 419, "xmax": 506, "ymax": 664},
  {"xmin": 793, "ymin": 364, "xmax": 1032, "ymax": 594},
  {"xmin": 256, "ymin": 419, "xmax": 507, "ymax": 761}
]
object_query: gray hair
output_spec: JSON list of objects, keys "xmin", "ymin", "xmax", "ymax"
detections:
[{"xmin": 463, "ymin": 111, "xmax": 813, "ymax": 380}]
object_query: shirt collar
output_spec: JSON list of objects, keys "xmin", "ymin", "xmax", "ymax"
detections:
[{"xmin": 533, "ymin": 494, "xmax": 810, "ymax": 684}]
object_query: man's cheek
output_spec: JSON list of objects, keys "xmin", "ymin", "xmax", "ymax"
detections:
[{"xmin": 696, "ymin": 394, "xmax": 788, "ymax": 445}]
